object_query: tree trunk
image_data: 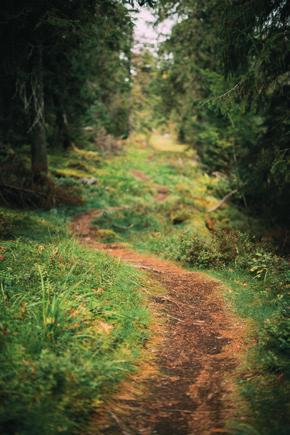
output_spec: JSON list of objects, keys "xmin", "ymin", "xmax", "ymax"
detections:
[
  {"xmin": 31, "ymin": 118, "xmax": 48, "ymax": 180},
  {"xmin": 56, "ymin": 107, "xmax": 71, "ymax": 149},
  {"xmin": 30, "ymin": 44, "xmax": 48, "ymax": 182}
]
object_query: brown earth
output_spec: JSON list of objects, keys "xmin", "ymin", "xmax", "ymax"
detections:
[{"xmin": 71, "ymin": 211, "xmax": 247, "ymax": 435}]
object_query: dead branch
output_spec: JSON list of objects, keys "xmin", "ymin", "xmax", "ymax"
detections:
[{"xmin": 207, "ymin": 189, "xmax": 238, "ymax": 213}]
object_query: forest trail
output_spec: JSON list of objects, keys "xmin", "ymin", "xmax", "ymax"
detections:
[{"xmin": 72, "ymin": 210, "xmax": 246, "ymax": 435}]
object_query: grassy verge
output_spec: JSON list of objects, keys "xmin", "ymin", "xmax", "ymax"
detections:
[
  {"xmin": 0, "ymin": 208, "xmax": 150, "ymax": 434},
  {"xmin": 47, "ymin": 134, "xmax": 289, "ymax": 434},
  {"xmin": 210, "ymin": 269, "xmax": 289, "ymax": 435}
]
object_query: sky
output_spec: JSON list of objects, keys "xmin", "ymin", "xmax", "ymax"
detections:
[{"xmin": 133, "ymin": 7, "xmax": 175, "ymax": 52}]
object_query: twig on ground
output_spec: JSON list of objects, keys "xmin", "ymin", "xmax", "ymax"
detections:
[
  {"xmin": 108, "ymin": 411, "xmax": 132, "ymax": 435},
  {"xmin": 207, "ymin": 189, "xmax": 238, "ymax": 213}
]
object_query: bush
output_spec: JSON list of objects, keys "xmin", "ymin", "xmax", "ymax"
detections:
[
  {"xmin": 175, "ymin": 230, "xmax": 223, "ymax": 267},
  {"xmin": 147, "ymin": 229, "xmax": 223, "ymax": 268}
]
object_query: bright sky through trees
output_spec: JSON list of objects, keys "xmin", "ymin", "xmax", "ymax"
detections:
[{"xmin": 133, "ymin": 6, "xmax": 174, "ymax": 51}]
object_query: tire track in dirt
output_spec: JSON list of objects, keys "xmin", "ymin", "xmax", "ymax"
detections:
[{"xmin": 72, "ymin": 211, "xmax": 246, "ymax": 435}]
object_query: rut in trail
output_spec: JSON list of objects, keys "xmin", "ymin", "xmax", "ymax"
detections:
[{"xmin": 72, "ymin": 211, "xmax": 246, "ymax": 435}]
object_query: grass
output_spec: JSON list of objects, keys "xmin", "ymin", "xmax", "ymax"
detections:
[
  {"xmin": 210, "ymin": 269, "xmax": 290, "ymax": 435},
  {"xmin": 1, "ymin": 131, "xmax": 289, "ymax": 434},
  {"xmin": 0, "ymin": 208, "xmax": 150, "ymax": 434}
]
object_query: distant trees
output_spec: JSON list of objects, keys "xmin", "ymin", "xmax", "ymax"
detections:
[
  {"xmin": 157, "ymin": 0, "xmax": 289, "ymax": 224},
  {"xmin": 0, "ymin": 0, "xmax": 152, "ymax": 182},
  {"xmin": 130, "ymin": 50, "xmax": 165, "ymax": 135}
]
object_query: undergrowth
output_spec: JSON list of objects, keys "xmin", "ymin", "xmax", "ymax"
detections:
[{"xmin": 0, "ymin": 208, "xmax": 149, "ymax": 434}]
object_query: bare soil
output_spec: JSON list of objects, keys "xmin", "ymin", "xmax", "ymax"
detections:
[{"xmin": 71, "ymin": 211, "xmax": 247, "ymax": 435}]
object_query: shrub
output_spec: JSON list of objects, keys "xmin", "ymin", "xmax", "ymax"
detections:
[
  {"xmin": 148, "ymin": 229, "xmax": 223, "ymax": 268},
  {"xmin": 176, "ymin": 230, "xmax": 223, "ymax": 267}
]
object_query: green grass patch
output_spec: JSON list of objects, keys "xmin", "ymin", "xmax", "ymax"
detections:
[
  {"xmin": 0, "ymin": 207, "xmax": 150, "ymax": 434},
  {"xmin": 211, "ymin": 269, "xmax": 290, "ymax": 435}
]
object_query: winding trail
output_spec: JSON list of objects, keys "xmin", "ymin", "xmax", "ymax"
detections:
[{"xmin": 72, "ymin": 211, "xmax": 246, "ymax": 435}]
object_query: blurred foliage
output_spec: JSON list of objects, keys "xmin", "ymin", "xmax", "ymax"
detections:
[
  {"xmin": 0, "ymin": 1, "xmax": 154, "ymax": 177},
  {"xmin": 130, "ymin": 50, "xmax": 166, "ymax": 136},
  {"xmin": 156, "ymin": 0, "xmax": 289, "ymax": 225}
]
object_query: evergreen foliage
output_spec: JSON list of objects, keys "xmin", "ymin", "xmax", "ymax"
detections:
[
  {"xmin": 0, "ymin": 0, "xmax": 152, "ymax": 179},
  {"xmin": 157, "ymin": 0, "xmax": 289, "ymax": 224}
]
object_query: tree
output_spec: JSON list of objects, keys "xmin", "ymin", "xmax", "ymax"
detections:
[
  {"xmin": 0, "ymin": 0, "xmax": 154, "ymax": 183},
  {"xmin": 220, "ymin": 0, "xmax": 290, "ymax": 222},
  {"xmin": 157, "ymin": 0, "xmax": 289, "ymax": 223}
]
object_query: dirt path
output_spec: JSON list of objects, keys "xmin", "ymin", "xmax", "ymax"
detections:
[{"xmin": 72, "ymin": 211, "xmax": 246, "ymax": 435}]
